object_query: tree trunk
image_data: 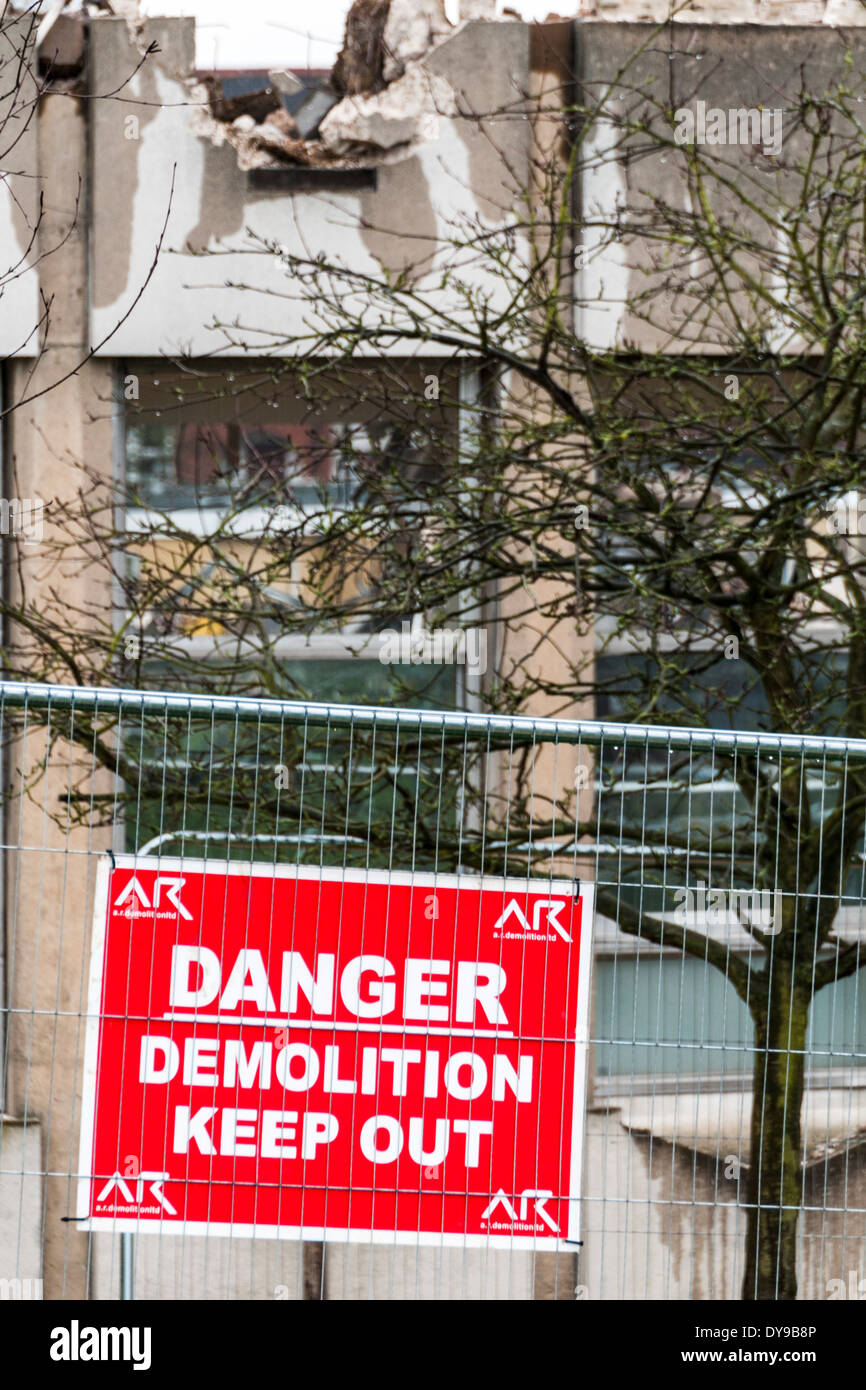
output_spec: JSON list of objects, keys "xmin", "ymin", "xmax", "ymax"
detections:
[{"xmin": 742, "ymin": 974, "xmax": 809, "ymax": 1300}]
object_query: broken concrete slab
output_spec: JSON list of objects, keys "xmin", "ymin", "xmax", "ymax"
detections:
[
  {"xmin": 187, "ymin": 6, "xmax": 525, "ymax": 176},
  {"xmin": 268, "ymin": 69, "xmax": 304, "ymax": 97},
  {"xmin": 293, "ymin": 87, "xmax": 340, "ymax": 140},
  {"xmin": 382, "ymin": 0, "xmax": 451, "ymax": 83},
  {"xmin": 185, "ymin": 0, "xmax": 485, "ymax": 174},
  {"xmin": 319, "ymin": 60, "xmax": 456, "ymax": 155}
]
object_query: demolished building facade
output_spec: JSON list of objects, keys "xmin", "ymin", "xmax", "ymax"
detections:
[{"xmin": 2, "ymin": 0, "xmax": 866, "ymax": 1301}]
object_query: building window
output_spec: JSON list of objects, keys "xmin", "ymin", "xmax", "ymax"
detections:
[
  {"xmin": 119, "ymin": 360, "xmax": 462, "ymax": 706},
  {"xmin": 117, "ymin": 361, "xmax": 474, "ymax": 865}
]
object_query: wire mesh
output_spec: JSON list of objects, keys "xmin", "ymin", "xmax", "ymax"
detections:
[{"xmin": 0, "ymin": 679, "xmax": 864, "ymax": 1301}]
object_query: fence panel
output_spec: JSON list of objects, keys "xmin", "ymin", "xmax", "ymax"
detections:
[{"xmin": 0, "ymin": 681, "xmax": 864, "ymax": 1300}]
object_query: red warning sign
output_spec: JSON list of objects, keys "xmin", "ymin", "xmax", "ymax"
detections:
[{"xmin": 78, "ymin": 857, "xmax": 593, "ymax": 1248}]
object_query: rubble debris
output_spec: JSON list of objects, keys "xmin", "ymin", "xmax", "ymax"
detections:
[
  {"xmin": 189, "ymin": 77, "xmax": 354, "ymax": 172},
  {"xmin": 332, "ymin": 0, "xmax": 392, "ymax": 97},
  {"xmin": 185, "ymin": 0, "xmax": 475, "ymax": 174},
  {"xmin": 382, "ymin": 0, "xmax": 451, "ymax": 83},
  {"xmin": 314, "ymin": 0, "xmax": 457, "ymax": 157},
  {"xmin": 191, "ymin": 52, "xmax": 455, "ymax": 172},
  {"xmin": 247, "ymin": 106, "xmax": 302, "ymax": 149}
]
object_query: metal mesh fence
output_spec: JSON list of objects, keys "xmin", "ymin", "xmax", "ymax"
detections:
[{"xmin": 1, "ymin": 680, "xmax": 865, "ymax": 1301}]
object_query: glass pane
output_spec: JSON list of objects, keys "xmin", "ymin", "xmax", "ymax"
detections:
[
  {"xmin": 125, "ymin": 418, "xmax": 357, "ymax": 512},
  {"xmin": 809, "ymin": 974, "xmax": 866, "ymax": 1069},
  {"xmin": 594, "ymin": 956, "xmax": 754, "ymax": 1077},
  {"xmin": 595, "ymin": 957, "xmax": 866, "ymax": 1077}
]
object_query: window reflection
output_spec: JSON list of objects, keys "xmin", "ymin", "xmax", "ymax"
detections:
[{"xmin": 125, "ymin": 419, "xmax": 360, "ymax": 511}]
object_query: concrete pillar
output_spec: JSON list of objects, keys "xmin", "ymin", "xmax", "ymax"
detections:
[
  {"xmin": 520, "ymin": 20, "xmax": 589, "ymax": 1300},
  {"xmin": 5, "ymin": 89, "xmax": 115, "ymax": 1300}
]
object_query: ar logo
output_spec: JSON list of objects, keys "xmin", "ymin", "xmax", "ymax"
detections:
[
  {"xmin": 480, "ymin": 1189, "xmax": 559, "ymax": 1232},
  {"xmin": 96, "ymin": 1170, "xmax": 177, "ymax": 1215},
  {"xmin": 113, "ymin": 875, "xmax": 193, "ymax": 921},
  {"xmin": 492, "ymin": 898, "xmax": 572, "ymax": 942}
]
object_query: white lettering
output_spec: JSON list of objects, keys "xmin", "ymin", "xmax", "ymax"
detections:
[
  {"xmin": 380, "ymin": 1047, "xmax": 422, "ymax": 1097},
  {"xmin": 275, "ymin": 1043, "xmax": 320, "ymax": 1091},
  {"xmin": 361, "ymin": 1046, "xmax": 378, "ymax": 1095},
  {"xmin": 261, "ymin": 1110, "xmax": 298, "ymax": 1159},
  {"xmin": 340, "ymin": 956, "xmax": 396, "ymax": 1018},
  {"xmin": 169, "ymin": 946, "xmax": 220, "ymax": 1009},
  {"xmin": 444, "ymin": 1052, "xmax": 487, "ymax": 1101},
  {"xmin": 424, "ymin": 1050, "xmax": 440, "ymax": 1098},
  {"xmin": 403, "ymin": 959, "xmax": 449, "ymax": 1022},
  {"xmin": 302, "ymin": 1111, "xmax": 338, "ymax": 1159},
  {"xmin": 453, "ymin": 1119, "xmax": 494, "ymax": 1167},
  {"xmin": 139, "ymin": 1036, "xmax": 179, "ymax": 1084},
  {"xmin": 455, "ymin": 961, "xmax": 508, "ymax": 1025},
  {"xmin": 359, "ymin": 1114, "xmax": 403, "ymax": 1164},
  {"xmin": 220, "ymin": 1108, "xmax": 258, "ymax": 1157},
  {"xmin": 182, "ymin": 1037, "xmax": 220, "ymax": 1086},
  {"xmin": 172, "ymin": 1104, "xmax": 216, "ymax": 1155},
  {"xmin": 408, "ymin": 1116, "xmax": 450, "ymax": 1165},
  {"xmin": 219, "ymin": 950, "xmax": 276, "ymax": 1013},
  {"xmin": 280, "ymin": 951, "xmax": 335, "ymax": 1015},
  {"xmin": 223, "ymin": 1039, "xmax": 272, "ymax": 1089},
  {"xmin": 322, "ymin": 1043, "xmax": 355, "ymax": 1093},
  {"xmin": 491, "ymin": 1054, "xmax": 533, "ymax": 1102}
]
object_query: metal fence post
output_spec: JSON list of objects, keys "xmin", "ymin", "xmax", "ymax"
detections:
[{"xmin": 120, "ymin": 1233, "xmax": 134, "ymax": 1301}]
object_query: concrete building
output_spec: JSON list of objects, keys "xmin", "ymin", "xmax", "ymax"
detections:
[{"xmin": 1, "ymin": 0, "xmax": 866, "ymax": 1300}]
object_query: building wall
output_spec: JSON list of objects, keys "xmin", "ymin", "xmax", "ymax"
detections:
[
  {"xmin": 4, "ymin": 85, "xmax": 115, "ymax": 1301},
  {"xmin": 1, "ymin": 9, "xmax": 864, "ymax": 1301},
  {"xmin": 88, "ymin": 17, "xmax": 531, "ymax": 358},
  {"xmin": 575, "ymin": 22, "xmax": 866, "ymax": 350}
]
